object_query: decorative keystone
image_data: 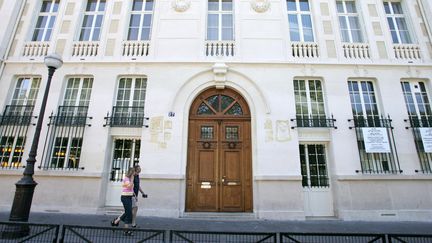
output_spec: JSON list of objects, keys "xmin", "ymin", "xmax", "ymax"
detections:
[
  {"xmin": 251, "ymin": 0, "xmax": 270, "ymax": 13},
  {"xmin": 172, "ymin": 0, "xmax": 191, "ymax": 12},
  {"xmin": 212, "ymin": 63, "xmax": 228, "ymax": 89}
]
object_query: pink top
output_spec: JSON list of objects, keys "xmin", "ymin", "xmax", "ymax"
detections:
[{"xmin": 122, "ymin": 176, "xmax": 134, "ymax": 196}]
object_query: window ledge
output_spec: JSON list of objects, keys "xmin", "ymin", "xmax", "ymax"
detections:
[
  {"xmin": 254, "ymin": 175, "xmax": 302, "ymax": 181},
  {"xmin": 336, "ymin": 174, "xmax": 432, "ymax": 181}
]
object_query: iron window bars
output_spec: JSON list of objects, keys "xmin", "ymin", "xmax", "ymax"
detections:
[
  {"xmin": 103, "ymin": 106, "xmax": 148, "ymax": 127},
  {"xmin": 0, "ymin": 105, "xmax": 36, "ymax": 169},
  {"xmin": 40, "ymin": 106, "xmax": 91, "ymax": 170},
  {"xmin": 348, "ymin": 116, "xmax": 402, "ymax": 174},
  {"xmin": 291, "ymin": 115, "xmax": 337, "ymax": 129},
  {"xmin": 405, "ymin": 117, "xmax": 432, "ymax": 173}
]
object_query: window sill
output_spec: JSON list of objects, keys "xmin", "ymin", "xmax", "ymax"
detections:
[{"xmin": 336, "ymin": 174, "xmax": 432, "ymax": 181}]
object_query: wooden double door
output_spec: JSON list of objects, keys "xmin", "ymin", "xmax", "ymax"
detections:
[{"xmin": 186, "ymin": 88, "xmax": 252, "ymax": 212}]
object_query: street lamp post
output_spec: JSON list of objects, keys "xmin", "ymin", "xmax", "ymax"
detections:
[{"xmin": 9, "ymin": 54, "xmax": 63, "ymax": 222}]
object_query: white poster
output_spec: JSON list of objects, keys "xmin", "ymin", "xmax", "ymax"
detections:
[
  {"xmin": 419, "ymin": 128, "xmax": 432, "ymax": 153},
  {"xmin": 362, "ymin": 127, "xmax": 391, "ymax": 153}
]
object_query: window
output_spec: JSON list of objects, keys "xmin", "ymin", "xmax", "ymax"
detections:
[
  {"xmin": 348, "ymin": 80, "xmax": 399, "ymax": 174},
  {"xmin": 336, "ymin": 0, "xmax": 363, "ymax": 43},
  {"xmin": 287, "ymin": 0, "xmax": 314, "ymax": 42},
  {"xmin": 384, "ymin": 1, "xmax": 412, "ymax": 44},
  {"xmin": 402, "ymin": 81, "xmax": 432, "ymax": 125},
  {"xmin": 294, "ymin": 79, "xmax": 326, "ymax": 126},
  {"xmin": 401, "ymin": 81, "xmax": 432, "ymax": 173},
  {"xmin": 79, "ymin": 0, "xmax": 106, "ymax": 41},
  {"xmin": 207, "ymin": 0, "xmax": 234, "ymax": 41},
  {"xmin": 300, "ymin": 144, "xmax": 329, "ymax": 188},
  {"xmin": 115, "ymin": 77, "xmax": 147, "ymax": 108},
  {"xmin": 44, "ymin": 77, "xmax": 93, "ymax": 169},
  {"xmin": 111, "ymin": 77, "xmax": 147, "ymax": 126},
  {"xmin": 32, "ymin": 0, "xmax": 59, "ymax": 41},
  {"xmin": 348, "ymin": 80, "xmax": 380, "ymax": 123},
  {"xmin": 128, "ymin": 0, "xmax": 154, "ymax": 41},
  {"xmin": 0, "ymin": 77, "xmax": 41, "ymax": 169},
  {"xmin": 110, "ymin": 139, "xmax": 140, "ymax": 181},
  {"xmin": 11, "ymin": 77, "xmax": 41, "ymax": 107}
]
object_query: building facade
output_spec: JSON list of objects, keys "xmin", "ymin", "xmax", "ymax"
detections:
[{"xmin": 0, "ymin": 0, "xmax": 432, "ymax": 221}]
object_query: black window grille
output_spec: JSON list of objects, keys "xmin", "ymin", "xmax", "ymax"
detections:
[
  {"xmin": 104, "ymin": 106, "xmax": 148, "ymax": 127},
  {"xmin": 405, "ymin": 117, "xmax": 432, "ymax": 173},
  {"xmin": 110, "ymin": 139, "xmax": 140, "ymax": 182},
  {"xmin": 291, "ymin": 115, "xmax": 337, "ymax": 129},
  {"xmin": 349, "ymin": 116, "xmax": 401, "ymax": 174},
  {"xmin": 0, "ymin": 105, "xmax": 36, "ymax": 169},
  {"xmin": 40, "ymin": 106, "xmax": 91, "ymax": 170}
]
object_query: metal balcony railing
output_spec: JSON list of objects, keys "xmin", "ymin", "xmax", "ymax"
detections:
[
  {"xmin": 104, "ymin": 106, "xmax": 148, "ymax": 127},
  {"xmin": 0, "ymin": 105, "xmax": 35, "ymax": 126},
  {"xmin": 0, "ymin": 105, "xmax": 36, "ymax": 170},
  {"xmin": 291, "ymin": 115, "xmax": 336, "ymax": 129},
  {"xmin": 349, "ymin": 116, "xmax": 401, "ymax": 174},
  {"xmin": 50, "ymin": 106, "xmax": 91, "ymax": 126},
  {"xmin": 405, "ymin": 117, "xmax": 432, "ymax": 173}
]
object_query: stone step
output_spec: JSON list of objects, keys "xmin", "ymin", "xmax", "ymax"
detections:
[
  {"xmin": 100, "ymin": 207, "xmax": 123, "ymax": 216},
  {"xmin": 181, "ymin": 212, "xmax": 256, "ymax": 221}
]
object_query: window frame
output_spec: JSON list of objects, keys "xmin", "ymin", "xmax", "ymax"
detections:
[
  {"xmin": 294, "ymin": 79, "xmax": 327, "ymax": 119},
  {"xmin": 127, "ymin": 0, "xmax": 154, "ymax": 41},
  {"xmin": 401, "ymin": 80, "xmax": 432, "ymax": 122},
  {"xmin": 347, "ymin": 79, "xmax": 381, "ymax": 121},
  {"xmin": 299, "ymin": 143, "xmax": 330, "ymax": 188},
  {"xmin": 206, "ymin": 0, "xmax": 235, "ymax": 41},
  {"xmin": 78, "ymin": 0, "xmax": 106, "ymax": 41},
  {"xmin": 336, "ymin": 0, "xmax": 364, "ymax": 43},
  {"xmin": 32, "ymin": 0, "xmax": 60, "ymax": 42},
  {"xmin": 115, "ymin": 76, "xmax": 147, "ymax": 108},
  {"xmin": 383, "ymin": 1, "xmax": 412, "ymax": 44},
  {"xmin": 286, "ymin": 0, "xmax": 315, "ymax": 42}
]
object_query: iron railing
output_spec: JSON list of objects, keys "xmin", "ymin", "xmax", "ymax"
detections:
[
  {"xmin": 171, "ymin": 231, "xmax": 276, "ymax": 243},
  {"xmin": 349, "ymin": 116, "xmax": 401, "ymax": 174},
  {"xmin": 51, "ymin": 106, "xmax": 90, "ymax": 126},
  {"xmin": 61, "ymin": 225, "xmax": 165, "ymax": 243},
  {"xmin": 405, "ymin": 117, "xmax": 432, "ymax": 173},
  {"xmin": 1, "ymin": 221, "xmax": 432, "ymax": 243},
  {"xmin": 291, "ymin": 115, "xmax": 337, "ymax": 129},
  {"xmin": 281, "ymin": 232, "xmax": 386, "ymax": 242},
  {"xmin": 0, "ymin": 105, "xmax": 35, "ymax": 126},
  {"xmin": 0, "ymin": 221, "xmax": 59, "ymax": 242},
  {"xmin": 388, "ymin": 234, "xmax": 432, "ymax": 243},
  {"xmin": 40, "ymin": 106, "xmax": 91, "ymax": 170},
  {"xmin": 104, "ymin": 106, "xmax": 148, "ymax": 127},
  {"xmin": 0, "ymin": 105, "xmax": 36, "ymax": 169}
]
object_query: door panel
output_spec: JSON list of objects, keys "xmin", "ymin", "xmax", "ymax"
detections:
[{"xmin": 186, "ymin": 88, "xmax": 252, "ymax": 213}]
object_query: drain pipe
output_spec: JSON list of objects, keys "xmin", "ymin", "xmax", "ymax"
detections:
[{"xmin": 0, "ymin": 0, "xmax": 27, "ymax": 79}]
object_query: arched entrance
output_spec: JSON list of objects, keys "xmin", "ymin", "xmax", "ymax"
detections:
[{"xmin": 186, "ymin": 87, "xmax": 253, "ymax": 212}]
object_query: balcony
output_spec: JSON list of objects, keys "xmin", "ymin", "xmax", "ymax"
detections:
[
  {"xmin": 104, "ymin": 106, "xmax": 148, "ymax": 127},
  {"xmin": 51, "ymin": 106, "xmax": 91, "ymax": 126},
  {"xmin": 205, "ymin": 41, "xmax": 235, "ymax": 57},
  {"xmin": 291, "ymin": 42, "xmax": 319, "ymax": 58},
  {"xmin": 405, "ymin": 117, "xmax": 432, "ymax": 174},
  {"xmin": 393, "ymin": 44, "xmax": 421, "ymax": 60},
  {"xmin": 72, "ymin": 41, "xmax": 99, "ymax": 57},
  {"xmin": 290, "ymin": 116, "xmax": 336, "ymax": 129},
  {"xmin": 342, "ymin": 43, "xmax": 370, "ymax": 59},
  {"xmin": 0, "ymin": 105, "xmax": 35, "ymax": 126},
  {"xmin": 122, "ymin": 41, "xmax": 150, "ymax": 57},
  {"xmin": 22, "ymin": 42, "xmax": 50, "ymax": 57}
]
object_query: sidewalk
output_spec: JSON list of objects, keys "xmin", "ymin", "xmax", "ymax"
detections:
[{"xmin": 1, "ymin": 212, "xmax": 432, "ymax": 234}]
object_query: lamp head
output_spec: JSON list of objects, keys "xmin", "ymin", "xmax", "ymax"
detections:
[{"xmin": 44, "ymin": 53, "xmax": 63, "ymax": 69}]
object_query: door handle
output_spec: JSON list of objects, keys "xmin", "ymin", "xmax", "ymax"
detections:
[{"xmin": 221, "ymin": 176, "xmax": 226, "ymax": 183}]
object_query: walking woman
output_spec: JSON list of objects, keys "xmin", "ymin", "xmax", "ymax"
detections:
[{"xmin": 111, "ymin": 167, "xmax": 135, "ymax": 236}]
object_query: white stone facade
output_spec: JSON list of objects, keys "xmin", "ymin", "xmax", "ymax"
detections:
[{"xmin": 0, "ymin": 0, "xmax": 431, "ymax": 221}]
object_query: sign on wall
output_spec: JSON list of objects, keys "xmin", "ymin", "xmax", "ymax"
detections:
[
  {"xmin": 362, "ymin": 127, "xmax": 391, "ymax": 153},
  {"xmin": 419, "ymin": 128, "xmax": 432, "ymax": 153}
]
